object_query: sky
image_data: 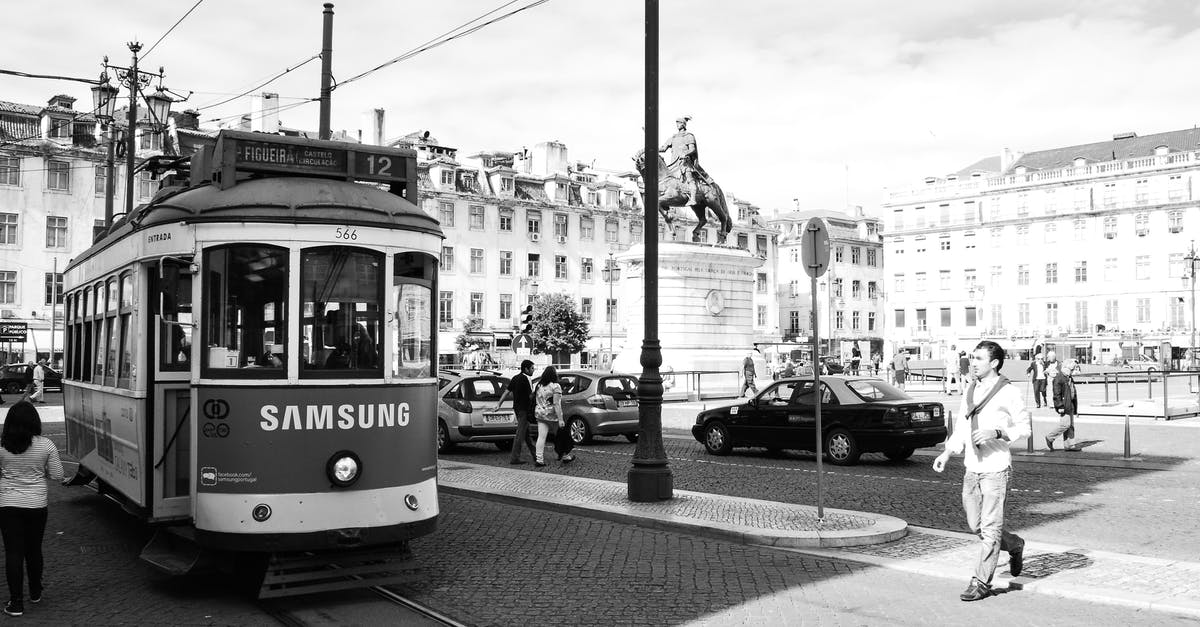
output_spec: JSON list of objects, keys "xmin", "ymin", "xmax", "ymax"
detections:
[{"xmin": 4, "ymin": 0, "xmax": 1200, "ymax": 217}]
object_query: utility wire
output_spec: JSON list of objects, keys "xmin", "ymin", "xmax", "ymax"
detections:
[
  {"xmin": 142, "ymin": 0, "xmax": 206, "ymax": 60},
  {"xmin": 194, "ymin": 54, "xmax": 321, "ymax": 112},
  {"xmin": 336, "ymin": 0, "xmax": 550, "ymax": 89},
  {"xmin": 204, "ymin": 98, "xmax": 316, "ymax": 126},
  {"xmin": 0, "ymin": 68, "xmax": 101, "ymax": 85}
]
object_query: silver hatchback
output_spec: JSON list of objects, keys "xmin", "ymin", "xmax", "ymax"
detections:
[
  {"xmin": 556, "ymin": 370, "xmax": 641, "ymax": 444},
  {"xmin": 437, "ymin": 370, "xmax": 517, "ymax": 453}
]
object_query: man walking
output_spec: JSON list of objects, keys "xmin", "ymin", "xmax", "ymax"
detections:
[
  {"xmin": 891, "ymin": 348, "xmax": 910, "ymax": 391},
  {"xmin": 933, "ymin": 340, "xmax": 1030, "ymax": 602},
  {"xmin": 495, "ymin": 360, "xmax": 538, "ymax": 464},
  {"xmin": 740, "ymin": 351, "xmax": 759, "ymax": 396},
  {"xmin": 850, "ymin": 343, "xmax": 862, "ymax": 376},
  {"xmin": 1026, "ymin": 347, "xmax": 1048, "ymax": 408},
  {"xmin": 31, "ymin": 359, "xmax": 46, "ymax": 403},
  {"xmin": 943, "ymin": 344, "xmax": 959, "ymax": 394},
  {"xmin": 1047, "ymin": 358, "xmax": 1081, "ymax": 451}
]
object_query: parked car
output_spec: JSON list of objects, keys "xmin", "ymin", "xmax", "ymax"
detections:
[
  {"xmin": 0, "ymin": 364, "xmax": 62, "ymax": 395},
  {"xmin": 691, "ymin": 375, "xmax": 946, "ymax": 465},
  {"xmin": 436, "ymin": 369, "xmax": 517, "ymax": 453},
  {"xmin": 1115, "ymin": 354, "xmax": 1160, "ymax": 372},
  {"xmin": 555, "ymin": 370, "xmax": 641, "ymax": 444}
]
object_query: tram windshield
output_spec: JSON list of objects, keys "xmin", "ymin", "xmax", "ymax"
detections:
[
  {"xmin": 203, "ymin": 245, "xmax": 288, "ymax": 375},
  {"xmin": 301, "ymin": 247, "xmax": 383, "ymax": 376},
  {"xmin": 393, "ymin": 252, "xmax": 436, "ymax": 378}
]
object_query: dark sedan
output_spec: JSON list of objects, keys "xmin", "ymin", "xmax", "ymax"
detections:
[
  {"xmin": 0, "ymin": 364, "xmax": 62, "ymax": 394},
  {"xmin": 691, "ymin": 375, "xmax": 946, "ymax": 465}
]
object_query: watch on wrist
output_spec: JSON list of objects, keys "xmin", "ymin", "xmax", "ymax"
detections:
[{"xmin": 994, "ymin": 429, "xmax": 1003, "ymax": 440}]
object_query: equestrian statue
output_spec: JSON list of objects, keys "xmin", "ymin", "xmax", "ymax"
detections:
[{"xmin": 633, "ymin": 116, "xmax": 733, "ymax": 244}]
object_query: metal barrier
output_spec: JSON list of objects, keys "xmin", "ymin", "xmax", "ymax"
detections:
[{"xmin": 1075, "ymin": 370, "xmax": 1200, "ymax": 421}]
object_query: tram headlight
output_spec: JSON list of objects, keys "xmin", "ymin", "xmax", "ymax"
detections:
[{"xmin": 326, "ymin": 450, "xmax": 362, "ymax": 487}]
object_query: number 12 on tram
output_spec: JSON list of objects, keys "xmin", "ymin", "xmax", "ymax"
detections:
[{"xmin": 60, "ymin": 130, "xmax": 442, "ymax": 561}]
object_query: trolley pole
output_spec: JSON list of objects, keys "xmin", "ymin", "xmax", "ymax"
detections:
[{"xmin": 319, "ymin": 3, "xmax": 335, "ymax": 139}]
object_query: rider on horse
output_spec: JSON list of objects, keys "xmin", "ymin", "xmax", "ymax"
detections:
[{"xmin": 660, "ymin": 116, "xmax": 711, "ymax": 207}]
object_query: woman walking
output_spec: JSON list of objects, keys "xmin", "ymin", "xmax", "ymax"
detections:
[
  {"xmin": 532, "ymin": 366, "xmax": 570, "ymax": 467},
  {"xmin": 0, "ymin": 402, "xmax": 63, "ymax": 616}
]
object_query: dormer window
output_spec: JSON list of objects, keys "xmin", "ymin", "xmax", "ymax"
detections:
[
  {"xmin": 500, "ymin": 177, "xmax": 513, "ymax": 192},
  {"xmin": 48, "ymin": 118, "xmax": 71, "ymax": 139},
  {"xmin": 439, "ymin": 169, "xmax": 454, "ymax": 186},
  {"xmin": 554, "ymin": 181, "xmax": 567, "ymax": 200},
  {"xmin": 1073, "ymin": 157, "xmax": 1087, "ymax": 167},
  {"xmin": 1155, "ymin": 145, "xmax": 1169, "ymax": 156}
]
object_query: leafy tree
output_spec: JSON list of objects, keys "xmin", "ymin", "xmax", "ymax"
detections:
[
  {"xmin": 529, "ymin": 293, "xmax": 590, "ymax": 356},
  {"xmin": 455, "ymin": 316, "xmax": 485, "ymax": 353}
]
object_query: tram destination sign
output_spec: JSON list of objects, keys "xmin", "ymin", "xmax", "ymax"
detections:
[
  {"xmin": 212, "ymin": 130, "xmax": 415, "ymax": 189},
  {"xmin": 0, "ymin": 322, "xmax": 27, "ymax": 342}
]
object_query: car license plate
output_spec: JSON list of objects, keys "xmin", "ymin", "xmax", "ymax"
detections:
[
  {"xmin": 483, "ymin": 413, "xmax": 513, "ymax": 424},
  {"xmin": 910, "ymin": 411, "xmax": 930, "ymax": 422},
  {"xmin": 618, "ymin": 399, "xmax": 638, "ymax": 407}
]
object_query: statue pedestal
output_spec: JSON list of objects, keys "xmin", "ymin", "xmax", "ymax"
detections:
[{"xmin": 612, "ymin": 242, "xmax": 766, "ymax": 399}]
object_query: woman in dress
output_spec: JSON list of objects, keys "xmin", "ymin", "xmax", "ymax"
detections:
[
  {"xmin": 0, "ymin": 402, "xmax": 63, "ymax": 616},
  {"xmin": 532, "ymin": 366, "xmax": 567, "ymax": 467}
]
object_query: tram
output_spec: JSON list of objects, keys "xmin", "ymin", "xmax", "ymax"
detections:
[{"xmin": 61, "ymin": 130, "xmax": 441, "ymax": 594}]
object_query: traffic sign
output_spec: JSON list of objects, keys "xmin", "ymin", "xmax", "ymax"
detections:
[
  {"xmin": 513, "ymin": 333, "xmax": 533, "ymax": 354},
  {"xmin": 801, "ymin": 218, "xmax": 830, "ymax": 279},
  {"xmin": 0, "ymin": 322, "xmax": 27, "ymax": 342}
]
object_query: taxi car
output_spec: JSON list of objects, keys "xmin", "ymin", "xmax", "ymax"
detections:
[
  {"xmin": 691, "ymin": 375, "xmax": 946, "ymax": 465},
  {"xmin": 437, "ymin": 369, "xmax": 517, "ymax": 453},
  {"xmin": 555, "ymin": 370, "xmax": 641, "ymax": 444}
]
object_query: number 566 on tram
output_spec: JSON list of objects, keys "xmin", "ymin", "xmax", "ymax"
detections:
[{"xmin": 60, "ymin": 130, "xmax": 441, "ymax": 573}]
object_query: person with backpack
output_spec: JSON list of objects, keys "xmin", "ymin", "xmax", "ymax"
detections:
[
  {"xmin": 0, "ymin": 402, "xmax": 63, "ymax": 616},
  {"xmin": 932, "ymin": 340, "xmax": 1031, "ymax": 602},
  {"xmin": 532, "ymin": 366, "xmax": 571, "ymax": 467}
]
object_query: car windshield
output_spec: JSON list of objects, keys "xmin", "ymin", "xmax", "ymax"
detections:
[{"xmin": 845, "ymin": 379, "xmax": 910, "ymax": 401}]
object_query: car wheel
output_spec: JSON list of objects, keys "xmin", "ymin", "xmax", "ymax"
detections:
[
  {"xmin": 437, "ymin": 421, "xmax": 453, "ymax": 454},
  {"xmin": 824, "ymin": 428, "xmax": 860, "ymax": 466},
  {"xmin": 4, "ymin": 383, "xmax": 18, "ymax": 395},
  {"xmin": 884, "ymin": 447, "xmax": 915, "ymax": 462},
  {"xmin": 494, "ymin": 440, "xmax": 513, "ymax": 451},
  {"xmin": 567, "ymin": 417, "xmax": 591, "ymax": 444},
  {"xmin": 703, "ymin": 421, "xmax": 733, "ymax": 455},
  {"xmin": 624, "ymin": 432, "xmax": 639, "ymax": 443}
]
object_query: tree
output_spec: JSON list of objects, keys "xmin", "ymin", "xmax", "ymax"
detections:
[
  {"xmin": 455, "ymin": 316, "xmax": 484, "ymax": 353},
  {"xmin": 529, "ymin": 293, "xmax": 590, "ymax": 356}
]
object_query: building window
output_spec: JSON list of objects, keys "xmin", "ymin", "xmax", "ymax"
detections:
[
  {"xmin": 46, "ymin": 216, "xmax": 68, "ymax": 248},
  {"xmin": 1103, "ymin": 215, "xmax": 1117, "ymax": 239},
  {"xmin": 867, "ymin": 281, "xmax": 877, "ymax": 299},
  {"xmin": 1015, "ymin": 225, "xmax": 1028, "ymax": 246},
  {"xmin": 0, "ymin": 271, "xmax": 14, "ymax": 304},
  {"xmin": 1135, "ymin": 255, "xmax": 1150, "ymax": 280},
  {"xmin": 789, "ymin": 280, "xmax": 799, "ymax": 298},
  {"xmin": 833, "ymin": 278, "xmax": 843, "ymax": 298},
  {"xmin": 965, "ymin": 307, "xmax": 977, "ymax": 327},
  {"xmin": 1105, "ymin": 299, "xmax": 1119, "ymax": 324},
  {"xmin": 915, "ymin": 272, "xmax": 926, "ymax": 291},
  {"xmin": 851, "ymin": 310, "xmax": 860, "ymax": 330},
  {"xmin": 1044, "ymin": 222, "xmax": 1056, "ymax": 243},
  {"xmin": 789, "ymin": 311, "xmax": 800, "ymax": 333},
  {"xmin": 47, "ymin": 160, "xmax": 70, "ymax": 191},
  {"xmin": 469, "ymin": 205, "xmax": 484, "ymax": 230},
  {"xmin": 1102, "ymin": 182, "xmax": 1117, "ymax": 208},
  {"xmin": 554, "ymin": 213, "xmax": 568, "ymax": 238},
  {"xmin": 606, "ymin": 298, "xmax": 617, "ymax": 323},
  {"xmin": 940, "ymin": 307, "xmax": 951, "ymax": 327},
  {"xmin": 440, "ymin": 170, "xmax": 454, "ymax": 186},
  {"xmin": 1016, "ymin": 194, "xmax": 1028, "ymax": 217},
  {"xmin": 851, "ymin": 280, "xmax": 861, "ymax": 299},
  {"xmin": 963, "ymin": 201, "xmax": 977, "ymax": 224},
  {"xmin": 137, "ymin": 170, "xmax": 154, "ymax": 199},
  {"xmin": 1170, "ymin": 297, "xmax": 1186, "ymax": 328},
  {"xmin": 894, "ymin": 309, "xmax": 906, "ymax": 328},
  {"xmin": 95, "ymin": 165, "xmax": 108, "ymax": 197},
  {"xmin": 0, "ymin": 157, "xmax": 18, "ymax": 186},
  {"xmin": 964, "ymin": 268, "xmax": 977, "ymax": 289},
  {"xmin": 939, "ymin": 238, "xmax": 950, "ymax": 251},
  {"xmin": 1168, "ymin": 175, "xmax": 1186, "ymax": 202},
  {"xmin": 894, "ymin": 274, "xmax": 905, "ymax": 292},
  {"xmin": 1017, "ymin": 264, "xmax": 1029, "ymax": 286},
  {"xmin": 1074, "ymin": 218, "xmax": 1086, "ymax": 241},
  {"xmin": 499, "ymin": 250, "xmax": 513, "ymax": 276},
  {"xmin": 500, "ymin": 293, "xmax": 513, "ymax": 320},
  {"xmin": 500, "ymin": 177, "xmax": 514, "ymax": 192},
  {"xmin": 438, "ymin": 291, "xmax": 453, "ymax": 328},
  {"xmin": 605, "ymin": 220, "xmax": 619, "ymax": 243},
  {"xmin": 915, "ymin": 207, "xmax": 926, "ymax": 228},
  {"xmin": 499, "ymin": 209, "xmax": 513, "ymax": 232},
  {"xmin": 851, "ymin": 246, "xmax": 861, "ymax": 264},
  {"xmin": 867, "ymin": 248, "xmax": 877, "ymax": 267},
  {"xmin": 555, "ymin": 255, "xmax": 568, "ymax": 280},
  {"xmin": 1134, "ymin": 179, "xmax": 1149, "ymax": 205},
  {"xmin": 990, "ymin": 304, "xmax": 1002, "ymax": 329},
  {"xmin": 789, "ymin": 248, "xmax": 799, "ymax": 263},
  {"xmin": 44, "ymin": 272, "xmax": 63, "ymax": 306},
  {"xmin": 1076, "ymin": 301, "xmax": 1090, "ymax": 332},
  {"xmin": 893, "ymin": 210, "xmax": 904, "ymax": 230},
  {"xmin": 914, "ymin": 236, "xmax": 927, "ymax": 254},
  {"xmin": 631, "ymin": 222, "xmax": 643, "ymax": 244},
  {"xmin": 835, "ymin": 311, "xmax": 844, "ymax": 330},
  {"xmin": 1136, "ymin": 298, "xmax": 1150, "ymax": 323},
  {"xmin": 470, "ymin": 292, "xmax": 484, "ymax": 317},
  {"xmin": 527, "ymin": 209, "xmax": 541, "ymax": 236},
  {"xmin": 470, "ymin": 248, "xmax": 484, "ymax": 274},
  {"xmin": 990, "ymin": 266, "xmax": 1002, "ymax": 287},
  {"xmin": 582, "ymin": 258, "xmax": 594, "ymax": 281},
  {"xmin": 939, "ymin": 270, "xmax": 951, "ymax": 290},
  {"xmin": 440, "ymin": 246, "xmax": 454, "ymax": 272},
  {"xmin": 1018, "ymin": 303, "xmax": 1030, "ymax": 326},
  {"xmin": 1135, "ymin": 212, "xmax": 1149, "ymax": 236},
  {"xmin": 1046, "ymin": 302, "xmax": 1058, "ymax": 325},
  {"xmin": 990, "ymin": 227, "xmax": 1003, "ymax": 246},
  {"xmin": 867, "ymin": 311, "xmax": 876, "ymax": 331},
  {"xmin": 1045, "ymin": 262, "xmax": 1058, "ymax": 284},
  {"xmin": 1044, "ymin": 189, "xmax": 1057, "ymax": 215},
  {"xmin": 1169, "ymin": 210, "xmax": 1184, "ymax": 233},
  {"xmin": 527, "ymin": 253, "xmax": 540, "ymax": 278},
  {"xmin": 915, "ymin": 308, "xmax": 927, "ymax": 331},
  {"xmin": 758, "ymin": 305, "xmax": 768, "ymax": 327},
  {"xmin": 756, "ymin": 235, "xmax": 768, "ymax": 257},
  {"xmin": 1074, "ymin": 261, "xmax": 1087, "ymax": 283},
  {"xmin": 581, "ymin": 297, "xmax": 592, "ymax": 321},
  {"xmin": 757, "ymin": 273, "xmax": 768, "ymax": 294},
  {"xmin": 581, "ymin": 216, "xmax": 594, "ymax": 240},
  {"xmin": 737, "ymin": 233, "xmax": 749, "ymax": 250},
  {"xmin": 835, "ymin": 246, "xmax": 844, "ymax": 263},
  {"xmin": 139, "ymin": 130, "xmax": 162, "ymax": 150},
  {"xmin": 963, "ymin": 233, "xmax": 976, "ymax": 249},
  {"xmin": 1104, "ymin": 257, "xmax": 1118, "ymax": 281}
]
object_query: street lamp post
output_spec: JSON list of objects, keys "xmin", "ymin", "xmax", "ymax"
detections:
[
  {"xmin": 1186, "ymin": 241, "xmax": 1198, "ymax": 370},
  {"xmin": 606, "ymin": 252, "xmax": 616, "ymax": 366},
  {"xmin": 91, "ymin": 42, "xmax": 174, "ymax": 228}
]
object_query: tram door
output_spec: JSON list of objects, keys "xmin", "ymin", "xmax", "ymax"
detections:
[{"xmin": 149, "ymin": 261, "xmax": 194, "ymax": 520}]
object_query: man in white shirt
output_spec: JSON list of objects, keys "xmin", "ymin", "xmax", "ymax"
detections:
[
  {"xmin": 933, "ymin": 340, "xmax": 1031, "ymax": 602},
  {"xmin": 942, "ymin": 344, "xmax": 959, "ymax": 394},
  {"xmin": 32, "ymin": 360, "xmax": 46, "ymax": 403}
]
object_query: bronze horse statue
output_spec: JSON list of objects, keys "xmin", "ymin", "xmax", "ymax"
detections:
[{"xmin": 634, "ymin": 149, "xmax": 733, "ymax": 244}]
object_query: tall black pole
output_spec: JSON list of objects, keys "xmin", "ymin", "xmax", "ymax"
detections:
[
  {"xmin": 124, "ymin": 42, "xmax": 140, "ymax": 219},
  {"xmin": 319, "ymin": 3, "xmax": 335, "ymax": 139},
  {"xmin": 628, "ymin": 0, "xmax": 672, "ymax": 502},
  {"xmin": 103, "ymin": 123, "xmax": 116, "ymax": 228}
]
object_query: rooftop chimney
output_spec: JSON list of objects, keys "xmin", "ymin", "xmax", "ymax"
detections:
[{"xmin": 253, "ymin": 92, "xmax": 279, "ymax": 133}]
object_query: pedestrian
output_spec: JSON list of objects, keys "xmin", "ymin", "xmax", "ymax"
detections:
[
  {"xmin": 959, "ymin": 350, "xmax": 971, "ymax": 386},
  {"xmin": 850, "ymin": 343, "xmax": 862, "ymax": 376},
  {"xmin": 943, "ymin": 344, "xmax": 959, "ymax": 394},
  {"xmin": 872, "ymin": 352, "xmax": 882, "ymax": 376},
  {"xmin": 494, "ymin": 359, "xmax": 538, "ymax": 464},
  {"xmin": 532, "ymin": 365, "xmax": 568, "ymax": 467},
  {"xmin": 31, "ymin": 361, "xmax": 46, "ymax": 404},
  {"xmin": 797, "ymin": 360, "xmax": 814, "ymax": 376},
  {"xmin": 18, "ymin": 363, "xmax": 34, "ymax": 404},
  {"xmin": 891, "ymin": 348, "xmax": 909, "ymax": 391},
  {"xmin": 0, "ymin": 401, "xmax": 64, "ymax": 616},
  {"xmin": 740, "ymin": 351, "xmax": 759, "ymax": 396},
  {"xmin": 932, "ymin": 340, "xmax": 1029, "ymax": 602},
  {"xmin": 1025, "ymin": 347, "xmax": 1048, "ymax": 408},
  {"xmin": 1047, "ymin": 358, "xmax": 1081, "ymax": 451},
  {"xmin": 781, "ymin": 359, "xmax": 796, "ymax": 378}
]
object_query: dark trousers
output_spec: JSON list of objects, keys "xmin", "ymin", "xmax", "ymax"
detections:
[
  {"xmin": 509, "ymin": 410, "xmax": 536, "ymax": 462},
  {"xmin": 1033, "ymin": 380, "xmax": 1047, "ymax": 407},
  {"xmin": 0, "ymin": 507, "xmax": 48, "ymax": 602}
]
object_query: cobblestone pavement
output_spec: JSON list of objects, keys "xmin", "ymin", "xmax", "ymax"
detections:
[{"xmin": 392, "ymin": 493, "xmax": 1196, "ymax": 626}]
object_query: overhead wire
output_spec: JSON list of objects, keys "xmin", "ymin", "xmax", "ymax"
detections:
[
  {"xmin": 336, "ymin": 0, "xmax": 551, "ymax": 90},
  {"xmin": 0, "ymin": 68, "xmax": 101, "ymax": 85},
  {"xmin": 194, "ymin": 54, "xmax": 321, "ymax": 112},
  {"xmin": 142, "ymin": 0, "xmax": 206, "ymax": 60}
]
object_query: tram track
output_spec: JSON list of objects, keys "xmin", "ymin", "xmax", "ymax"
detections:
[{"xmin": 262, "ymin": 585, "xmax": 468, "ymax": 626}]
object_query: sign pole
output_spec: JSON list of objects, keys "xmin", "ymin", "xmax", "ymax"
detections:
[
  {"xmin": 802, "ymin": 218, "xmax": 830, "ymax": 522},
  {"xmin": 811, "ymin": 271, "xmax": 823, "ymax": 521}
]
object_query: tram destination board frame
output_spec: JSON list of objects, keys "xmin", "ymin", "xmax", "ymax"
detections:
[{"xmin": 211, "ymin": 130, "xmax": 417, "ymax": 191}]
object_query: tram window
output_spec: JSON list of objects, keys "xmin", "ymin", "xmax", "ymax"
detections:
[
  {"xmin": 80, "ymin": 286, "xmax": 92, "ymax": 381},
  {"xmin": 105, "ymin": 277, "xmax": 118, "ymax": 386},
  {"xmin": 159, "ymin": 263, "xmax": 193, "ymax": 371},
  {"xmin": 202, "ymin": 245, "xmax": 287, "ymax": 377},
  {"xmin": 92, "ymin": 282, "xmax": 105, "ymax": 384},
  {"xmin": 118, "ymin": 271, "xmax": 134, "ymax": 387},
  {"xmin": 393, "ymin": 252, "xmax": 436, "ymax": 379},
  {"xmin": 301, "ymin": 247, "xmax": 383, "ymax": 377}
]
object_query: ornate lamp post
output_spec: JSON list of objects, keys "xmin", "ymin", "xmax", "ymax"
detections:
[
  {"xmin": 1185, "ymin": 241, "xmax": 1198, "ymax": 370},
  {"xmin": 605, "ymin": 252, "xmax": 617, "ymax": 367},
  {"xmin": 90, "ymin": 42, "xmax": 174, "ymax": 228}
]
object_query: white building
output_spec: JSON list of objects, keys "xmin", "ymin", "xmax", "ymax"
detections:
[{"xmin": 882, "ymin": 127, "xmax": 1200, "ymax": 366}]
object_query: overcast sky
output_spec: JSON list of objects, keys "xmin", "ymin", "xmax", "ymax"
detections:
[{"xmin": 4, "ymin": 0, "xmax": 1200, "ymax": 216}]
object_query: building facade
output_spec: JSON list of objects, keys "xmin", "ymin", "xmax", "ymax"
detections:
[
  {"xmin": 882, "ymin": 128, "xmax": 1200, "ymax": 366},
  {"xmin": 770, "ymin": 209, "xmax": 885, "ymax": 365}
]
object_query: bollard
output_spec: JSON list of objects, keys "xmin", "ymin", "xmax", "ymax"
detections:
[
  {"xmin": 1148, "ymin": 370, "xmax": 1153, "ymax": 399},
  {"xmin": 1103, "ymin": 372, "xmax": 1109, "ymax": 403},
  {"xmin": 1116, "ymin": 374, "xmax": 1120, "ymax": 403},
  {"xmin": 1163, "ymin": 372, "xmax": 1169, "ymax": 421},
  {"xmin": 1123, "ymin": 407, "xmax": 1133, "ymax": 459}
]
